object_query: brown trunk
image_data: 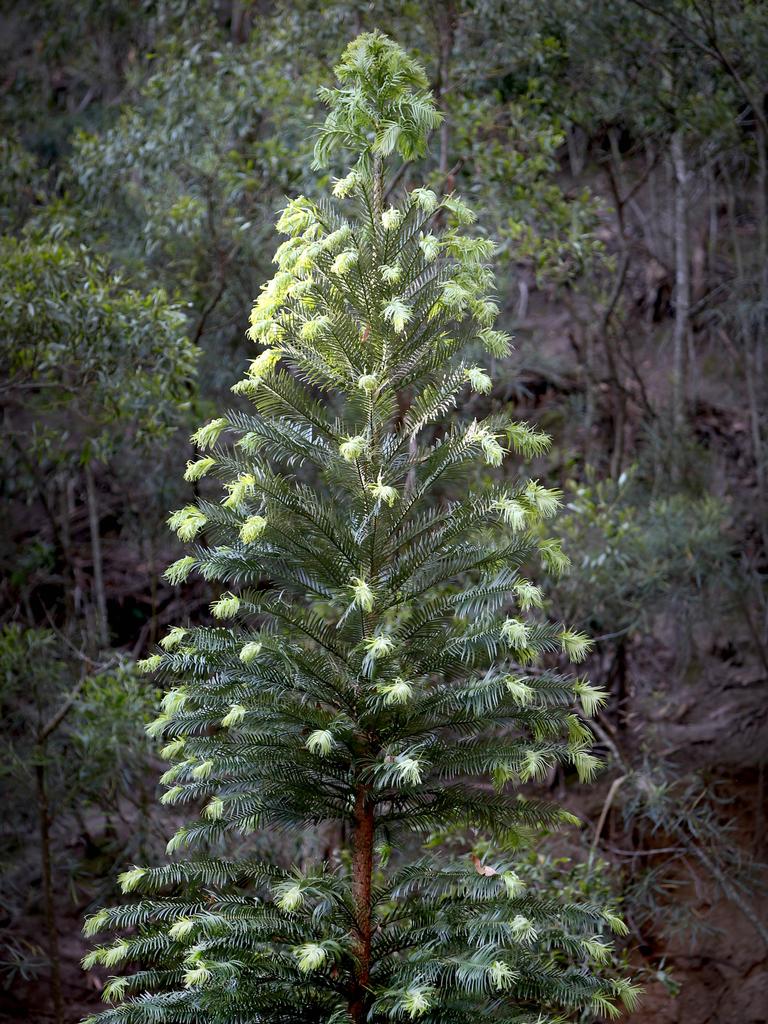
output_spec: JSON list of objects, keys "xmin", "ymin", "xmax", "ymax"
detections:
[
  {"xmin": 85, "ymin": 462, "xmax": 108, "ymax": 648},
  {"xmin": 671, "ymin": 130, "xmax": 689, "ymax": 440},
  {"xmin": 35, "ymin": 757, "xmax": 63, "ymax": 1024},
  {"xmin": 751, "ymin": 126, "xmax": 768, "ymax": 553},
  {"xmin": 434, "ymin": 2, "xmax": 456, "ymax": 180},
  {"xmin": 599, "ymin": 251, "xmax": 630, "ymax": 480},
  {"xmin": 348, "ymin": 784, "xmax": 375, "ymax": 1024},
  {"xmin": 372, "ymin": 154, "xmax": 383, "ymax": 221},
  {"xmin": 33, "ymin": 672, "xmax": 87, "ymax": 1024}
]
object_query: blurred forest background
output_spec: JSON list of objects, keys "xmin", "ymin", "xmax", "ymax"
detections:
[{"xmin": 0, "ymin": 1, "xmax": 766, "ymax": 1022}]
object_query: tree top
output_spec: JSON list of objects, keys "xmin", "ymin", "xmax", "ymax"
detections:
[{"xmin": 314, "ymin": 30, "xmax": 443, "ymax": 168}]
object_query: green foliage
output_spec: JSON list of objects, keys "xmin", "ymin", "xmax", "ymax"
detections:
[
  {"xmin": 42, "ymin": 16, "xmax": 325, "ymax": 401},
  {"xmin": 83, "ymin": 34, "xmax": 637, "ymax": 1024},
  {"xmin": 0, "ymin": 624, "xmax": 160, "ymax": 823},
  {"xmin": 549, "ymin": 468, "xmax": 731, "ymax": 632},
  {"xmin": 68, "ymin": 25, "xmax": 317, "ymax": 274},
  {"xmin": 0, "ymin": 236, "xmax": 197, "ymax": 466},
  {"xmin": 450, "ymin": 93, "xmax": 603, "ymax": 285},
  {"xmin": 0, "ymin": 626, "xmax": 161, "ymax": 972},
  {"xmin": 0, "ymin": 137, "xmax": 47, "ymax": 233}
]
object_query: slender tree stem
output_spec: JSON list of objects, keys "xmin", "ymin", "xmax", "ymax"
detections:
[
  {"xmin": 589, "ymin": 774, "xmax": 627, "ymax": 871},
  {"xmin": 671, "ymin": 129, "xmax": 690, "ymax": 450},
  {"xmin": 372, "ymin": 155, "xmax": 383, "ymax": 222},
  {"xmin": 685, "ymin": 838, "xmax": 768, "ymax": 950},
  {"xmin": 349, "ymin": 784, "xmax": 375, "ymax": 1024},
  {"xmin": 35, "ymin": 755, "xmax": 64, "ymax": 1024},
  {"xmin": 434, "ymin": 1, "xmax": 456, "ymax": 182},
  {"xmin": 85, "ymin": 462, "xmax": 108, "ymax": 648},
  {"xmin": 752, "ymin": 127, "xmax": 768, "ymax": 552}
]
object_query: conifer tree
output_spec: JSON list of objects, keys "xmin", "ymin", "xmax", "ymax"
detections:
[{"xmin": 83, "ymin": 32, "xmax": 639, "ymax": 1024}]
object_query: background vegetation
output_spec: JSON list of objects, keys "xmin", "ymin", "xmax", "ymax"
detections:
[{"xmin": 0, "ymin": 2, "xmax": 765, "ymax": 1022}]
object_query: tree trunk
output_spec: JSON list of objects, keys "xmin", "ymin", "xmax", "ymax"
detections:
[
  {"xmin": 434, "ymin": 4, "xmax": 456, "ymax": 174},
  {"xmin": 85, "ymin": 462, "xmax": 108, "ymax": 648},
  {"xmin": 600, "ymin": 251, "xmax": 630, "ymax": 480},
  {"xmin": 348, "ymin": 784, "xmax": 375, "ymax": 1024},
  {"xmin": 751, "ymin": 126, "xmax": 768, "ymax": 552},
  {"xmin": 60, "ymin": 475, "xmax": 76, "ymax": 621},
  {"xmin": 372, "ymin": 154, "xmax": 383, "ymax": 222},
  {"xmin": 671, "ymin": 130, "xmax": 690, "ymax": 442},
  {"xmin": 35, "ymin": 756, "xmax": 64, "ymax": 1024},
  {"xmin": 743, "ymin": 318, "xmax": 768, "ymax": 554}
]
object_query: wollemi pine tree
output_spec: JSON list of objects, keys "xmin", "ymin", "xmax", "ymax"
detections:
[{"xmin": 83, "ymin": 32, "xmax": 639, "ymax": 1024}]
